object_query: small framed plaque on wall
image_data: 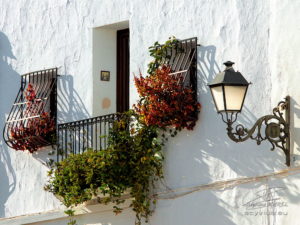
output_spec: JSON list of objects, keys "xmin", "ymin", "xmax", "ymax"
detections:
[{"xmin": 101, "ymin": 71, "xmax": 110, "ymax": 81}]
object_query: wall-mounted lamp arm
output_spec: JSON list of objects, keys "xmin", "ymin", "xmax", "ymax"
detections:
[{"xmin": 220, "ymin": 96, "xmax": 290, "ymax": 166}]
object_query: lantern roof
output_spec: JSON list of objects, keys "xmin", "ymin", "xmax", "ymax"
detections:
[{"xmin": 209, "ymin": 61, "xmax": 250, "ymax": 87}]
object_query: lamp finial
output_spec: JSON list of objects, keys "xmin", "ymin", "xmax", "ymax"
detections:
[{"xmin": 224, "ymin": 61, "xmax": 235, "ymax": 68}]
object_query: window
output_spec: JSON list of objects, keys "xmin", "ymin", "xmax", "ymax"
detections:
[
  {"xmin": 3, "ymin": 68, "xmax": 58, "ymax": 152},
  {"xmin": 164, "ymin": 37, "xmax": 198, "ymax": 91}
]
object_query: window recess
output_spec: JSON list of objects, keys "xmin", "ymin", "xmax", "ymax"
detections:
[{"xmin": 3, "ymin": 68, "xmax": 58, "ymax": 152}]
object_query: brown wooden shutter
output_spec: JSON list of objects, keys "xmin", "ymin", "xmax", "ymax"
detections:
[
  {"xmin": 164, "ymin": 37, "xmax": 198, "ymax": 89},
  {"xmin": 117, "ymin": 28, "xmax": 130, "ymax": 113}
]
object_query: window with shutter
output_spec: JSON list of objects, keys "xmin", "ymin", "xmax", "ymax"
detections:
[
  {"xmin": 165, "ymin": 37, "xmax": 198, "ymax": 116},
  {"xmin": 161, "ymin": 37, "xmax": 198, "ymax": 96}
]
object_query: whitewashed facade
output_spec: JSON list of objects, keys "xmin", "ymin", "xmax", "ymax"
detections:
[{"xmin": 0, "ymin": 0, "xmax": 300, "ymax": 224}]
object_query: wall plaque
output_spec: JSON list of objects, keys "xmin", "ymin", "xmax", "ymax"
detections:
[{"xmin": 101, "ymin": 71, "xmax": 110, "ymax": 81}]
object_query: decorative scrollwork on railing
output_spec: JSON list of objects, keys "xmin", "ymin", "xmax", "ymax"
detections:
[{"xmin": 219, "ymin": 96, "xmax": 290, "ymax": 166}]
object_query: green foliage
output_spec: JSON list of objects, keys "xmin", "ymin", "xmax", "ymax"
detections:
[
  {"xmin": 45, "ymin": 150, "xmax": 105, "ymax": 207},
  {"xmin": 147, "ymin": 36, "xmax": 181, "ymax": 75},
  {"xmin": 65, "ymin": 209, "xmax": 77, "ymax": 225},
  {"xmin": 46, "ymin": 110, "xmax": 164, "ymax": 225},
  {"xmin": 67, "ymin": 220, "xmax": 77, "ymax": 225}
]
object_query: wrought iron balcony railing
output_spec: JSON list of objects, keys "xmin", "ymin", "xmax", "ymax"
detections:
[{"xmin": 57, "ymin": 113, "xmax": 119, "ymax": 162}]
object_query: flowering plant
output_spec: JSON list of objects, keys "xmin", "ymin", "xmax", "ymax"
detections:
[
  {"xmin": 10, "ymin": 84, "xmax": 55, "ymax": 152},
  {"xmin": 134, "ymin": 65, "xmax": 200, "ymax": 130}
]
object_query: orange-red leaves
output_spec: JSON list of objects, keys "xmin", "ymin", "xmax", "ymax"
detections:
[{"xmin": 134, "ymin": 66, "xmax": 200, "ymax": 130}]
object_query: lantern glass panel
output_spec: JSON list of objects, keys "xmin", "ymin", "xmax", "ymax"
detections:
[
  {"xmin": 224, "ymin": 85, "xmax": 247, "ymax": 111},
  {"xmin": 211, "ymin": 86, "xmax": 225, "ymax": 111}
]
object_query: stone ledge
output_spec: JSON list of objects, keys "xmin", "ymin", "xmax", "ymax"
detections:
[{"xmin": 0, "ymin": 196, "xmax": 132, "ymax": 225}]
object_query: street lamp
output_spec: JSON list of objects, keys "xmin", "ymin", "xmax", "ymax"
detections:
[{"xmin": 208, "ymin": 61, "xmax": 290, "ymax": 166}]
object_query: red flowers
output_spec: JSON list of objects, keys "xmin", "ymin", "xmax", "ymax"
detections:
[
  {"xmin": 25, "ymin": 83, "xmax": 37, "ymax": 101},
  {"xmin": 9, "ymin": 84, "xmax": 55, "ymax": 153},
  {"xmin": 134, "ymin": 66, "xmax": 200, "ymax": 130}
]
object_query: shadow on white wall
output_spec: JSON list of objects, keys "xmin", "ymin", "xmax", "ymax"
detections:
[
  {"xmin": 57, "ymin": 74, "xmax": 90, "ymax": 123},
  {"xmin": 0, "ymin": 31, "xmax": 18, "ymax": 217},
  {"xmin": 160, "ymin": 44, "xmax": 300, "ymax": 224},
  {"xmin": 291, "ymin": 98, "xmax": 300, "ymax": 158},
  {"xmin": 0, "ymin": 32, "xmax": 92, "ymax": 217}
]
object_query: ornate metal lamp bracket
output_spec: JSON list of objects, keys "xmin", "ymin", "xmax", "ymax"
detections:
[{"xmin": 220, "ymin": 96, "xmax": 290, "ymax": 166}]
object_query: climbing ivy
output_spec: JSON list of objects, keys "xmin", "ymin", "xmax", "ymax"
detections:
[{"xmin": 147, "ymin": 36, "xmax": 181, "ymax": 75}]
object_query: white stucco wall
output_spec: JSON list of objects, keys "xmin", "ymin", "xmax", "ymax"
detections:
[
  {"xmin": 92, "ymin": 27, "xmax": 117, "ymax": 117},
  {"xmin": 0, "ymin": 0, "xmax": 300, "ymax": 224}
]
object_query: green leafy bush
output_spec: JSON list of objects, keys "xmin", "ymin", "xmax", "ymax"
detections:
[{"xmin": 46, "ymin": 111, "xmax": 164, "ymax": 225}]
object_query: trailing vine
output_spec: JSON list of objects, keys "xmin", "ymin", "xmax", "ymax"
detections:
[{"xmin": 46, "ymin": 111, "xmax": 163, "ymax": 225}]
